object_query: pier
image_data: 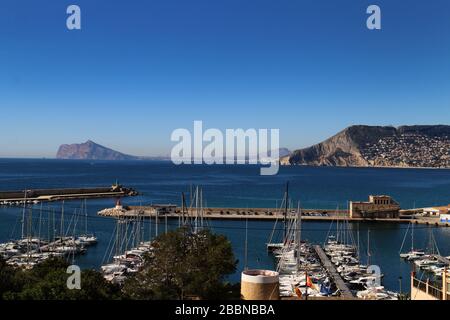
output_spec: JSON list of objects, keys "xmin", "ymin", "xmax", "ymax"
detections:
[
  {"xmin": 313, "ymin": 245, "xmax": 354, "ymax": 299},
  {"xmin": 0, "ymin": 184, "xmax": 138, "ymax": 204},
  {"xmin": 97, "ymin": 205, "xmax": 450, "ymax": 226},
  {"xmin": 99, "ymin": 206, "xmax": 348, "ymax": 220}
]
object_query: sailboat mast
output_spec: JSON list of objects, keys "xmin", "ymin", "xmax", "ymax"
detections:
[
  {"xmin": 38, "ymin": 202, "xmax": 43, "ymax": 243},
  {"xmin": 244, "ymin": 218, "xmax": 248, "ymax": 271},
  {"xmin": 26, "ymin": 206, "xmax": 32, "ymax": 260},
  {"xmin": 357, "ymin": 223, "xmax": 360, "ymax": 261},
  {"xmin": 21, "ymin": 190, "xmax": 27, "ymax": 239},
  {"xmin": 52, "ymin": 209, "xmax": 56, "ymax": 242},
  {"xmin": 115, "ymin": 217, "xmax": 120, "ymax": 257},
  {"xmin": 84, "ymin": 199, "xmax": 88, "ymax": 235},
  {"xmin": 200, "ymin": 188, "xmax": 203, "ymax": 229},
  {"xmin": 27, "ymin": 206, "xmax": 32, "ymax": 245},
  {"xmin": 47, "ymin": 206, "xmax": 51, "ymax": 242},
  {"xmin": 155, "ymin": 210, "xmax": 159, "ymax": 237},
  {"xmin": 411, "ymin": 222, "xmax": 414, "ymax": 252},
  {"xmin": 195, "ymin": 186, "xmax": 199, "ymax": 233},
  {"xmin": 182, "ymin": 192, "xmax": 188, "ymax": 227},
  {"xmin": 296, "ymin": 201, "xmax": 302, "ymax": 266},
  {"xmin": 149, "ymin": 208, "xmax": 152, "ymax": 241},
  {"xmin": 165, "ymin": 214, "xmax": 168, "ymax": 234},
  {"xmin": 367, "ymin": 229, "xmax": 371, "ymax": 266},
  {"xmin": 336, "ymin": 206, "xmax": 340, "ymax": 243},
  {"xmin": 181, "ymin": 193, "xmax": 185, "ymax": 226},
  {"xmin": 284, "ymin": 182, "xmax": 289, "ymax": 243},
  {"xmin": 60, "ymin": 200, "xmax": 65, "ymax": 239}
]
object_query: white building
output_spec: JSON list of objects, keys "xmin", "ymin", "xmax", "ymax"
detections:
[
  {"xmin": 440, "ymin": 213, "xmax": 450, "ymax": 223},
  {"xmin": 423, "ymin": 207, "xmax": 441, "ymax": 216}
]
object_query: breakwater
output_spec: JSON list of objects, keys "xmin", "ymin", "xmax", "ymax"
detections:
[{"xmin": 0, "ymin": 185, "xmax": 138, "ymax": 204}]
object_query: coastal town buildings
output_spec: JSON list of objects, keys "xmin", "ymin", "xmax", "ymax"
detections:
[{"xmin": 360, "ymin": 133, "xmax": 450, "ymax": 168}]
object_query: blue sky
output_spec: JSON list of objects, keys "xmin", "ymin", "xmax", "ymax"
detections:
[{"xmin": 0, "ymin": 0, "xmax": 449, "ymax": 157}]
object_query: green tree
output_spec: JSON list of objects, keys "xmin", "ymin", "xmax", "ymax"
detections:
[
  {"xmin": 123, "ymin": 227, "xmax": 238, "ymax": 300},
  {"xmin": 0, "ymin": 258, "xmax": 21, "ymax": 297},
  {"xmin": 1, "ymin": 257, "xmax": 121, "ymax": 300}
]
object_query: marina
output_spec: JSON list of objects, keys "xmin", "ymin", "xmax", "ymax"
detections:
[
  {"xmin": 399, "ymin": 221, "xmax": 450, "ymax": 281},
  {"xmin": 1, "ymin": 160, "xmax": 450, "ymax": 297},
  {"xmin": 100, "ymin": 186, "xmax": 208, "ymax": 285},
  {"xmin": 265, "ymin": 185, "xmax": 400, "ymax": 300},
  {"xmin": 270, "ymin": 206, "xmax": 339, "ymax": 299},
  {"xmin": 0, "ymin": 200, "xmax": 98, "ymax": 268},
  {"xmin": 2, "ymin": 0, "xmax": 450, "ymax": 307}
]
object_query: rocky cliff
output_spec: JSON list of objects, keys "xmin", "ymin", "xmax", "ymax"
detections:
[
  {"xmin": 282, "ymin": 125, "xmax": 450, "ymax": 168},
  {"xmin": 56, "ymin": 140, "xmax": 139, "ymax": 160}
]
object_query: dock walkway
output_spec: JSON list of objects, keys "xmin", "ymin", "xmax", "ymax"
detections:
[
  {"xmin": 313, "ymin": 245, "xmax": 354, "ymax": 299},
  {"xmin": 97, "ymin": 206, "xmax": 450, "ymax": 227}
]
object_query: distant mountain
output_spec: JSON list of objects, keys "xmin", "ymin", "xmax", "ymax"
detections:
[
  {"xmin": 258, "ymin": 148, "xmax": 291, "ymax": 160},
  {"xmin": 56, "ymin": 141, "xmax": 287, "ymax": 162},
  {"xmin": 276, "ymin": 148, "xmax": 291, "ymax": 158},
  {"xmin": 281, "ymin": 125, "xmax": 450, "ymax": 168},
  {"xmin": 56, "ymin": 140, "xmax": 140, "ymax": 160}
]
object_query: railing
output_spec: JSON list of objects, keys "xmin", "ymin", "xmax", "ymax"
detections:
[
  {"xmin": 413, "ymin": 278, "xmax": 427, "ymax": 291},
  {"xmin": 428, "ymin": 285, "xmax": 443, "ymax": 300},
  {"xmin": 413, "ymin": 277, "xmax": 443, "ymax": 300}
]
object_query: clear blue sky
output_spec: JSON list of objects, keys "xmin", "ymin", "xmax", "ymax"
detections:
[{"xmin": 0, "ymin": 0, "xmax": 449, "ymax": 157}]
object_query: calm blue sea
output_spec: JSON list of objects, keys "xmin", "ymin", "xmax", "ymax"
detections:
[{"xmin": 1, "ymin": 159, "xmax": 450, "ymax": 292}]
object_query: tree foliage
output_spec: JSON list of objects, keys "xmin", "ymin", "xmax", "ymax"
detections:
[
  {"xmin": 0, "ymin": 257, "xmax": 121, "ymax": 300},
  {"xmin": 123, "ymin": 227, "xmax": 238, "ymax": 300},
  {"xmin": 0, "ymin": 228, "xmax": 239, "ymax": 300}
]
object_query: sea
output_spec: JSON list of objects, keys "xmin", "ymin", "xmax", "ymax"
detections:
[{"xmin": 1, "ymin": 158, "xmax": 450, "ymax": 293}]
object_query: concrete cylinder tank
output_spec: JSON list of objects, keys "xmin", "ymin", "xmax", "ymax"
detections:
[{"xmin": 241, "ymin": 269, "xmax": 279, "ymax": 300}]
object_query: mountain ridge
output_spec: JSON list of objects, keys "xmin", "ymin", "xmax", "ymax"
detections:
[
  {"xmin": 56, "ymin": 140, "xmax": 140, "ymax": 160},
  {"xmin": 282, "ymin": 125, "xmax": 450, "ymax": 168}
]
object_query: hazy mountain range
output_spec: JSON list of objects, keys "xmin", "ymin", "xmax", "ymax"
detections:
[
  {"xmin": 56, "ymin": 125, "xmax": 450, "ymax": 168},
  {"xmin": 56, "ymin": 140, "xmax": 290, "ymax": 162}
]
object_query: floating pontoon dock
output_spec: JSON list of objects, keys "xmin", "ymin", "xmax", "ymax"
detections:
[{"xmin": 313, "ymin": 245, "xmax": 354, "ymax": 299}]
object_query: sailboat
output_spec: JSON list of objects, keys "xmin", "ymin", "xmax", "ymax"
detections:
[
  {"xmin": 323, "ymin": 204, "xmax": 359, "ymax": 268},
  {"xmin": 411, "ymin": 227, "xmax": 446, "ymax": 274},
  {"xmin": 76, "ymin": 200, "xmax": 98, "ymax": 246},
  {"xmin": 267, "ymin": 183, "xmax": 290, "ymax": 252},
  {"xmin": 399, "ymin": 221, "xmax": 425, "ymax": 260}
]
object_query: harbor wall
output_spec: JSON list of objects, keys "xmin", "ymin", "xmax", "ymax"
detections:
[
  {"xmin": 0, "ymin": 187, "xmax": 113, "ymax": 199},
  {"xmin": 0, "ymin": 185, "xmax": 138, "ymax": 202}
]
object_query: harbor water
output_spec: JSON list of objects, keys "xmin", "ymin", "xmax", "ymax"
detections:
[{"xmin": 0, "ymin": 159, "xmax": 449, "ymax": 292}]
